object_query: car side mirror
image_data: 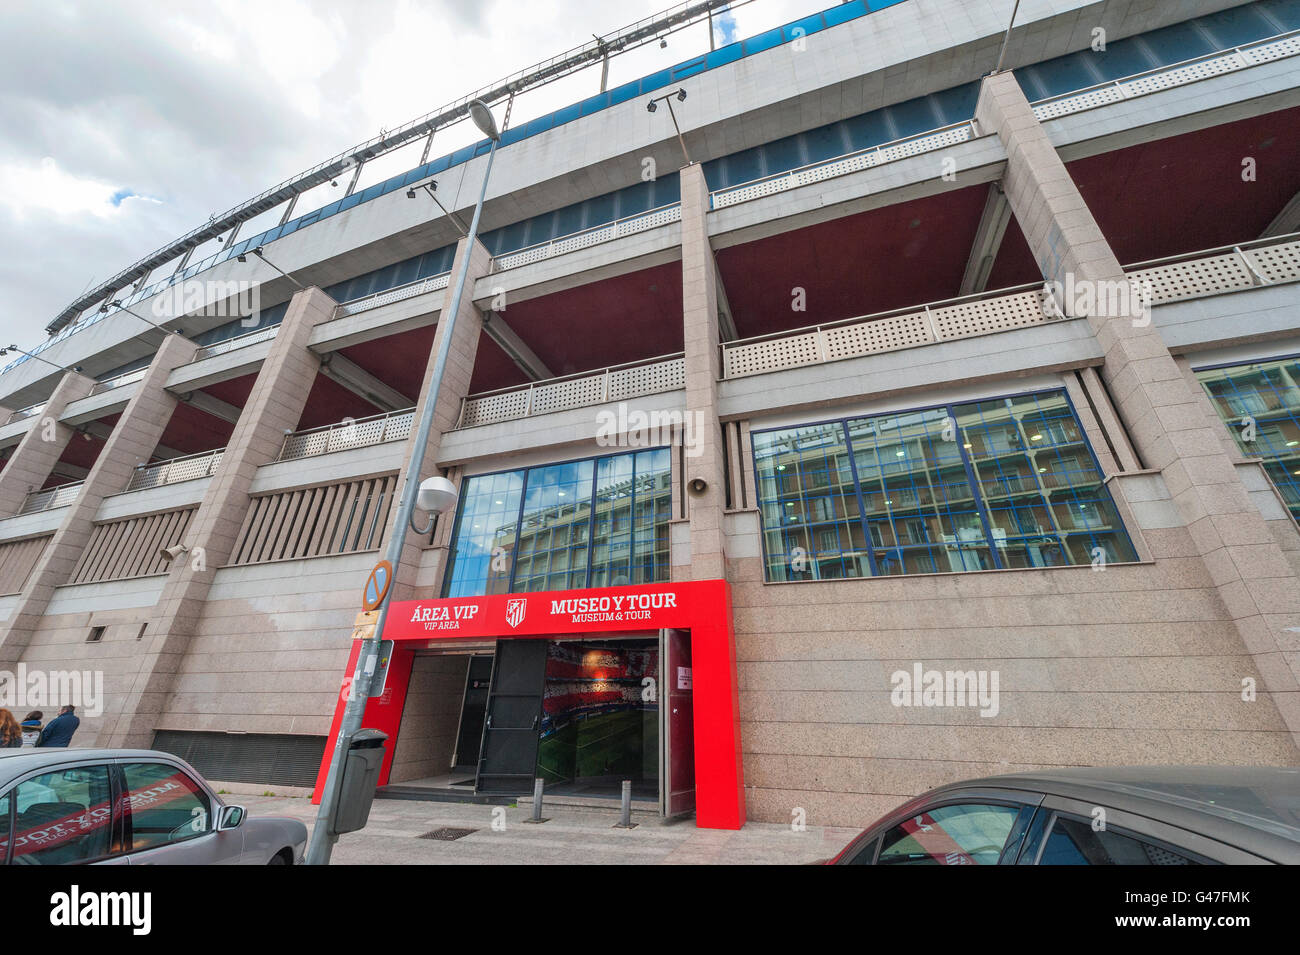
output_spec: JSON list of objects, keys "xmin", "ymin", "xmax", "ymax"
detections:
[{"xmin": 217, "ymin": 805, "xmax": 246, "ymax": 831}]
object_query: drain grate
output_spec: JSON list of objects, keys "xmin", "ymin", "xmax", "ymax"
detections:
[{"xmin": 418, "ymin": 827, "xmax": 478, "ymax": 841}]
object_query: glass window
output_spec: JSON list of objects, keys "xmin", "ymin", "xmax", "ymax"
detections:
[
  {"xmin": 752, "ymin": 389, "xmax": 1137, "ymax": 582},
  {"xmin": 122, "ymin": 762, "xmax": 211, "ymax": 852},
  {"xmin": 959, "ymin": 392, "xmax": 1135, "ymax": 568},
  {"xmin": 1195, "ymin": 356, "xmax": 1300, "ymax": 524},
  {"xmin": 512, "ymin": 459, "xmax": 594, "ymax": 594},
  {"xmin": 444, "ymin": 448, "xmax": 673, "ymax": 597},
  {"xmin": 443, "ymin": 469, "xmax": 526, "ymax": 598},
  {"xmin": 753, "ymin": 421, "xmax": 868, "ymax": 581},
  {"xmin": 10, "ymin": 765, "xmax": 115, "ymax": 864},
  {"xmin": 876, "ymin": 803, "xmax": 1022, "ymax": 865},
  {"xmin": 1038, "ymin": 814, "xmax": 1203, "ymax": 865}
]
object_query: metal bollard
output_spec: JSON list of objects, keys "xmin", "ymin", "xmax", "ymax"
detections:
[
  {"xmin": 613, "ymin": 779, "xmax": 637, "ymax": 829},
  {"xmin": 524, "ymin": 777, "xmax": 548, "ymax": 824}
]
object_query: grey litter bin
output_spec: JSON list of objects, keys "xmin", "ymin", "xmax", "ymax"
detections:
[{"xmin": 333, "ymin": 728, "xmax": 388, "ymax": 835}]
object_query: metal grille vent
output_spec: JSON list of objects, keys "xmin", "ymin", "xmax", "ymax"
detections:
[
  {"xmin": 418, "ymin": 827, "xmax": 478, "ymax": 841},
  {"xmin": 151, "ymin": 730, "xmax": 326, "ymax": 788}
]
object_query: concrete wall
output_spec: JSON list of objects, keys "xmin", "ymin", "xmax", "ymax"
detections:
[{"xmin": 388, "ymin": 654, "xmax": 471, "ymax": 784}]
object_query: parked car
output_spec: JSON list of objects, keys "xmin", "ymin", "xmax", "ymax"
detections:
[
  {"xmin": 0, "ymin": 748, "xmax": 307, "ymax": 864},
  {"xmin": 827, "ymin": 766, "xmax": 1300, "ymax": 865}
]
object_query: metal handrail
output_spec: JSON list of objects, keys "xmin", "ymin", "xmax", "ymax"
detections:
[
  {"xmin": 710, "ymin": 118, "xmax": 982, "ymax": 203},
  {"xmin": 333, "ymin": 272, "xmax": 452, "ymax": 318},
  {"xmin": 90, "ymin": 367, "xmax": 148, "ymax": 395},
  {"xmin": 1029, "ymin": 28, "xmax": 1300, "ymax": 109},
  {"xmin": 491, "ymin": 203, "xmax": 683, "ymax": 270},
  {"xmin": 457, "ymin": 351, "xmax": 686, "ymax": 427},
  {"xmin": 278, "ymin": 408, "xmax": 416, "ymax": 461},
  {"xmin": 192, "ymin": 324, "xmax": 280, "ymax": 361},
  {"xmin": 126, "ymin": 448, "xmax": 225, "ymax": 491},
  {"xmin": 19, "ymin": 481, "xmax": 84, "ymax": 515},
  {"xmin": 6, "ymin": 402, "xmax": 46, "ymax": 425}
]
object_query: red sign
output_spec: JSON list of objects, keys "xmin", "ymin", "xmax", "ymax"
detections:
[
  {"xmin": 314, "ymin": 580, "xmax": 745, "ymax": 830},
  {"xmin": 382, "ymin": 582, "xmax": 704, "ymax": 642}
]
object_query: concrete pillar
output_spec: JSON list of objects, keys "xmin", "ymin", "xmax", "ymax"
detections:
[
  {"xmin": 388, "ymin": 236, "xmax": 491, "ymax": 599},
  {"xmin": 0, "ymin": 333, "xmax": 198, "ymax": 668},
  {"xmin": 0, "ymin": 372, "xmax": 96, "ymax": 516},
  {"xmin": 101, "ymin": 287, "xmax": 336, "ymax": 748},
  {"xmin": 679, "ymin": 163, "xmax": 729, "ymax": 582},
  {"xmin": 976, "ymin": 71, "xmax": 1300, "ymax": 743}
]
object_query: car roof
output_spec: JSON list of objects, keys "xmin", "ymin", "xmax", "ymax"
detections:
[
  {"xmin": 931, "ymin": 765, "xmax": 1300, "ymax": 860},
  {"xmin": 0, "ymin": 748, "xmax": 186, "ymax": 781}
]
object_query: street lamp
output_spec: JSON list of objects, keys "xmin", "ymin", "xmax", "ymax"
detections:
[
  {"xmin": 405, "ymin": 180, "xmax": 469, "ymax": 237},
  {"xmin": 646, "ymin": 88, "xmax": 691, "ymax": 164},
  {"xmin": 305, "ymin": 97, "xmax": 504, "ymax": 867},
  {"xmin": 0, "ymin": 345, "xmax": 83, "ymax": 375},
  {"xmin": 99, "ymin": 300, "xmax": 185, "ymax": 338},
  {"xmin": 238, "ymin": 246, "xmax": 306, "ymax": 290}
]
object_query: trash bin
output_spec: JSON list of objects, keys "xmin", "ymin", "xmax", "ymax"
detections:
[{"xmin": 333, "ymin": 728, "xmax": 388, "ymax": 835}]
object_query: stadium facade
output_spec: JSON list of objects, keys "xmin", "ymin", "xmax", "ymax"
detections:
[{"xmin": 2, "ymin": 0, "xmax": 1300, "ymax": 827}]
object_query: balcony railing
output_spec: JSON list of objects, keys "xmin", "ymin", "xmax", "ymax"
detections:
[
  {"xmin": 457, "ymin": 353, "xmax": 686, "ymax": 428},
  {"xmin": 5, "ymin": 402, "xmax": 45, "ymax": 425},
  {"xmin": 126, "ymin": 448, "xmax": 225, "ymax": 492},
  {"xmin": 1031, "ymin": 29, "xmax": 1300, "ymax": 122},
  {"xmin": 20, "ymin": 481, "xmax": 83, "ymax": 515},
  {"xmin": 278, "ymin": 408, "xmax": 415, "ymax": 461},
  {"xmin": 334, "ymin": 272, "xmax": 451, "ymax": 318},
  {"xmin": 192, "ymin": 324, "xmax": 280, "ymax": 361},
  {"xmin": 711, "ymin": 119, "xmax": 980, "ymax": 210},
  {"xmin": 721, "ymin": 234, "xmax": 1300, "ymax": 380},
  {"xmin": 89, "ymin": 367, "xmax": 147, "ymax": 396},
  {"xmin": 490, "ymin": 203, "xmax": 683, "ymax": 273}
]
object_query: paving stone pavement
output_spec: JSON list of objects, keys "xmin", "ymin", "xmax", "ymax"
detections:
[{"xmin": 236, "ymin": 794, "xmax": 859, "ymax": 865}]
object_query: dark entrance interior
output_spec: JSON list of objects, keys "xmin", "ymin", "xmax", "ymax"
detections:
[{"xmin": 535, "ymin": 638, "xmax": 659, "ymax": 801}]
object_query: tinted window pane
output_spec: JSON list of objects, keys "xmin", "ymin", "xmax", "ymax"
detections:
[
  {"xmin": 11, "ymin": 765, "xmax": 114, "ymax": 864},
  {"xmin": 753, "ymin": 421, "xmax": 868, "ymax": 581},
  {"xmin": 1039, "ymin": 815, "xmax": 1201, "ymax": 865},
  {"xmin": 123, "ymin": 762, "xmax": 211, "ymax": 851},
  {"xmin": 444, "ymin": 469, "xmax": 526, "ymax": 597},
  {"xmin": 1196, "ymin": 356, "xmax": 1300, "ymax": 522},
  {"xmin": 956, "ymin": 392, "xmax": 1137, "ymax": 567},
  {"xmin": 513, "ymin": 460, "xmax": 595, "ymax": 593},
  {"xmin": 876, "ymin": 803, "xmax": 1021, "ymax": 865},
  {"xmin": 751, "ymin": 390, "xmax": 1138, "ymax": 581}
]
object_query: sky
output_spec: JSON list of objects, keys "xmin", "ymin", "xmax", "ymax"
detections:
[{"xmin": 0, "ymin": 0, "xmax": 818, "ymax": 352}]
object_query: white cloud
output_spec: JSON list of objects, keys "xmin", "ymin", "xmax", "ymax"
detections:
[{"xmin": 0, "ymin": 156, "xmax": 156, "ymax": 220}]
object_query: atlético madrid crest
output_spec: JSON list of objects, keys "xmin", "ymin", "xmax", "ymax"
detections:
[{"xmin": 505, "ymin": 598, "xmax": 527, "ymax": 629}]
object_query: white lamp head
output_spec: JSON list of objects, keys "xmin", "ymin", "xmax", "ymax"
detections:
[{"xmin": 417, "ymin": 476, "xmax": 459, "ymax": 514}]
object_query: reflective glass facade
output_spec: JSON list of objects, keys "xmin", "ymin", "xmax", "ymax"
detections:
[
  {"xmin": 753, "ymin": 390, "xmax": 1138, "ymax": 582},
  {"xmin": 443, "ymin": 447, "xmax": 672, "ymax": 598},
  {"xmin": 1195, "ymin": 354, "xmax": 1300, "ymax": 523}
]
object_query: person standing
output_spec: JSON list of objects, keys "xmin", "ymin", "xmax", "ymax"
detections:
[
  {"xmin": 36, "ymin": 705, "xmax": 79, "ymax": 748},
  {"xmin": 0, "ymin": 709, "xmax": 23, "ymax": 748},
  {"xmin": 19, "ymin": 711, "xmax": 42, "ymax": 747}
]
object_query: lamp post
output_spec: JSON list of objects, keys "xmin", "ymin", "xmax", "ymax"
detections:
[
  {"xmin": 0, "ymin": 345, "xmax": 82, "ymax": 375},
  {"xmin": 646, "ymin": 88, "xmax": 691, "ymax": 164},
  {"xmin": 238, "ymin": 246, "xmax": 306, "ymax": 290},
  {"xmin": 100, "ymin": 300, "xmax": 184, "ymax": 338},
  {"xmin": 305, "ymin": 98, "xmax": 503, "ymax": 866}
]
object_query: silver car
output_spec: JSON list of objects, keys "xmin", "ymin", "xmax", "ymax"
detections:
[{"xmin": 0, "ymin": 748, "xmax": 306, "ymax": 865}]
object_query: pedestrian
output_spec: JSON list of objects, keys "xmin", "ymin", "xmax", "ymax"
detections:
[
  {"xmin": 0, "ymin": 709, "xmax": 22, "ymax": 748},
  {"xmin": 36, "ymin": 705, "xmax": 79, "ymax": 748},
  {"xmin": 19, "ymin": 711, "xmax": 42, "ymax": 747}
]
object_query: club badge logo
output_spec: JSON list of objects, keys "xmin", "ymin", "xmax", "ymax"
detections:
[{"xmin": 505, "ymin": 598, "xmax": 527, "ymax": 629}]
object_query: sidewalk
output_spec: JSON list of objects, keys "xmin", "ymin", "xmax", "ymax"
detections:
[{"xmin": 236, "ymin": 793, "xmax": 857, "ymax": 865}]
